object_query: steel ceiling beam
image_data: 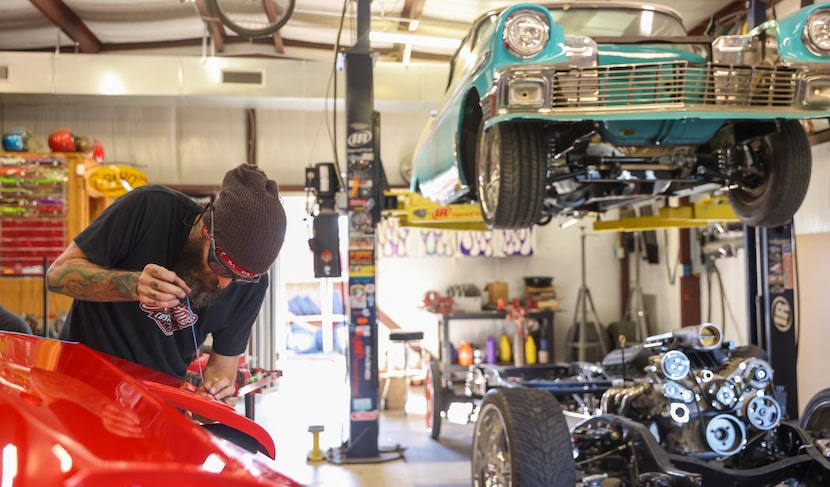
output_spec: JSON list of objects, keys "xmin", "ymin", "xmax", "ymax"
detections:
[
  {"xmin": 29, "ymin": 0, "xmax": 100, "ymax": 53},
  {"xmin": 399, "ymin": 0, "xmax": 426, "ymax": 32},
  {"xmin": 194, "ymin": 0, "xmax": 225, "ymax": 53},
  {"xmin": 271, "ymin": 33, "xmax": 285, "ymax": 54},
  {"xmin": 262, "ymin": 0, "xmax": 286, "ymax": 54}
]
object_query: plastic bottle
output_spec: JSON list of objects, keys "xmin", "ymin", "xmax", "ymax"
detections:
[
  {"xmin": 485, "ymin": 335, "xmax": 498, "ymax": 364},
  {"xmin": 525, "ymin": 334, "xmax": 537, "ymax": 365},
  {"xmin": 513, "ymin": 325, "xmax": 525, "ymax": 367},
  {"xmin": 458, "ymin": 341, "xmax": 474, "ymax": 366},
  {"xmin": 499, "ymin": 333, "xmax": 512, "ymax": 364},
  {"xmin": 538, "ymin": 338, "xmax": 550, "ymax": 364}
]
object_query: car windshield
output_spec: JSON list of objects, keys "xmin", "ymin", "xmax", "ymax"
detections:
[{"xmin": 549, "ymin": 7, "xmax": 687, "ymax": 37}]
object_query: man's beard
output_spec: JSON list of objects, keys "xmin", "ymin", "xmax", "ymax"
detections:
[{"xmin": 174, "ymin": 235, "xmax": 225, "ymax": 308}]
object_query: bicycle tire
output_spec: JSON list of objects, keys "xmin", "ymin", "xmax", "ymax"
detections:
[{"xmin": 209, "ymin": 0, "xmax": 295, "ymax": 38}]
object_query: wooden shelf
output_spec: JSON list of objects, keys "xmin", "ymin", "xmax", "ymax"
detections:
[{"xmin": 0, "ymin": 151, "xmax": 105, "ymax": 319}]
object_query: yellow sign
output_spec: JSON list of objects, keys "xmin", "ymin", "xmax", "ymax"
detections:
[{"xmin": 86, "ymin": 165, "xmax": 148, "ymax": 197}]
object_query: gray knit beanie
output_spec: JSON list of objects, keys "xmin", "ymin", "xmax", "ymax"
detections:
[{"xmin": 212, "ymin": 164, "xmax": 286, "ymax": 275}]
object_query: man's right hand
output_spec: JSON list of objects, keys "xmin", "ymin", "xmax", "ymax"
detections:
[{"xmin": 137, "ymin": 264, "xmax": 191, "ymax": 308}]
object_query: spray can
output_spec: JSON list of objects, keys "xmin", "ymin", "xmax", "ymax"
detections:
[{"xmin": 513, "ymin": 325, "xmax": 525, "ymax": 367}]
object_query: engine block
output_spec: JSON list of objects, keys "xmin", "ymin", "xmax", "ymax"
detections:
[{"xmin": 599, "ymin": 324, "xmax": 781, "ymax": 458}]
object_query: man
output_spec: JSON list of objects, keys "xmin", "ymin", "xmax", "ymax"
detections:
[
  {"xmin": 47, "ymin": 163, "xmax": 286, "ymax": 405},
  {"xmin": 0, "ymin": 304, "xmax": 32, "ymax": 334}
]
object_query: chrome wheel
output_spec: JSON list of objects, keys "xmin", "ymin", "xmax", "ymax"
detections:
[
  {"xmin": 471, "ymin": 388, "xmax": 575, "ymax": 487},
  {"xmin": 478, "ymin": 124, "xmax": 502, "ymax": 224},
  {"xmin": 473, "ymin": 402, "xmax": 511, "ymax": 486},
  {"xmin": 475, "ymin": 122, "xmax": 547, "ymax": 229}
]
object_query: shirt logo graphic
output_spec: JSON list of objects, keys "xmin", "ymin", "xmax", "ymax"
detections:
[{"xmin": 140, "ymin": 302, "xmax": 198, "ymax": 336}]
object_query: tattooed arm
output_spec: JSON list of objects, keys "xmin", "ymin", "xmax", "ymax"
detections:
[{"xmin": 47, "ymin": 242, "xmax": 190, "ymax": 308}]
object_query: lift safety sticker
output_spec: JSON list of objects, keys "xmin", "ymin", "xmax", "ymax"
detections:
[{"xmin": 767, "ymin": 240, "xmax": 794, "ymax": 293}]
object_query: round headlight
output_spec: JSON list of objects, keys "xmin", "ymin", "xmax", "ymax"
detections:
[
  {"xmin": 805, "ymin": 9, "xmax": 830, "ymax": 55},
  {"xmin": 503, "ymin": 10, "xmax": 549, "ymax": 58}
]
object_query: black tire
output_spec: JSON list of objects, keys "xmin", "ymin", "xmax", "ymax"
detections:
[
  {"xmin": 727, "ymin": 120, "xmax": 811, "ymax": 228},
  {"xmin": 472, "ymin": 388, "xmax": 575, "ymax": 487},
  {"xmin": 477, "ymin": 122, "xmax": 547, "ymax": 229},
  {"xmin": 210, "ymin": 0, "xmax": 295, "ymax": 38},
  {"xmin": 425, "ymin": 360, "xmax": 443, "ymax": 440},
  {"xmin": 800, "ymin": 387, "xmax": 830, "ymax": 437}
]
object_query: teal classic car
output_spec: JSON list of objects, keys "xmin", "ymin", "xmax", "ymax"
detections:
[{"xmin": 410, "ymin": 2, "xmax": 830, "ymax": 229}]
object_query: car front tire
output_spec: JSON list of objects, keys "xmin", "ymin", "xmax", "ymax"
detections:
[
  {"xmin": 727, "ymin": 120, "xmax": 811, "ymax": 228},
  {"xmin": 477, "ymin": 122, "xmax": 547, "ymax": 229},
  {"xmin": 472, "ymin": 388, "xmax": 575, "ymax": 487}
]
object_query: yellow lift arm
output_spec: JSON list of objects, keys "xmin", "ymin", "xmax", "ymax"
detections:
[
  {"xmin": 382, "ymin": 191, "xmax": 737, "ymax": 233},
  {"xmin": 593, "ymin": 197, "xmax": 739, "ymax": 232},
  {"xmin": 382, "ymin": 190, "xmax": 489, "ymax": 231}
]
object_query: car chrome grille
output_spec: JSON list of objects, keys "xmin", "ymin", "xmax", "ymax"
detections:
[{"xmin": 550, "ymin": 62, "xmax": 799, "ymax": 109}]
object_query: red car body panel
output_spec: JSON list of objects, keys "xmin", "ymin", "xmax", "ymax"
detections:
[{"xmin": 0, "ymin": 331, "xmax": 304, "ymax": 487}]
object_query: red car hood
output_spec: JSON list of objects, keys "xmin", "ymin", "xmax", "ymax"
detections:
[{"xmin": 0, "ymin": 331, "xmax": 304, "ymax": 487}]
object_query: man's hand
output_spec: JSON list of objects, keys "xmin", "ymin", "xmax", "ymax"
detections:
[
  {"xmin": 200, "ymin": 376, "xmax": 238, "ymax": 406},
  {"xmin": 201, "ymin": 351, "xmax": 241, "ymax": 407},
  {"xmin": 137, "ymin": 263, "xmax": 191, "ymax": 308}
]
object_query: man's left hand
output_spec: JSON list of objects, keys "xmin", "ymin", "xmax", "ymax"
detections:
[{"xmin": 200, "ymin": 376, "xmax": 237, "ymax": 406}]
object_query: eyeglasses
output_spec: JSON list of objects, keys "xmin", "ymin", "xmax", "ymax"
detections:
[{"xmin": 206, "ymin": 209, "xmax": 261, "ymax": 284}]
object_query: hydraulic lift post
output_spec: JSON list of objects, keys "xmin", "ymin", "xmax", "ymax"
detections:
[
  {"xmin": 342, "ymin": 3, "xmax": 379, "ymax": 459},
  {"xmin": 337, "ymin": 0, "xmax": 401, "ymax": 462},
  {"xmin": 741, "ymin": 0, "xmax": 799, "ymax": 419},
  {"xmin": 745, "ymin": 224, "xmax": 799, "ymax": 419}
]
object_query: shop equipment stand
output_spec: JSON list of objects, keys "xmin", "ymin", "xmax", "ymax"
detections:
[
  {"xmin": 622, "ymin": 232, "xmax": 650, "ymax": 344},
  {"xmin": 567, "ymin": 227, "xmax": 609, "ymax": 362}
]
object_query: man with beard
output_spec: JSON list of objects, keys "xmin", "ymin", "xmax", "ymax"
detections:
[{"xmin": 47, "ymin": 164, "xmax": 286, "ymax": 405}]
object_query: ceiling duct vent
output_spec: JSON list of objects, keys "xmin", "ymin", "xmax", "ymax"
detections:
[
  {"xmin": 221, "ymin": 69, "xmax": 264, "ymax": 86},
  {"xmin": 0, "ymin": 65, "xmax": 8, "ymax": 80}
]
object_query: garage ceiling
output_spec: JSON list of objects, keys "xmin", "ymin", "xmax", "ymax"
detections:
[{"xmin": 0, "ymin": 0, "xmax": 747, "ymax": 62}]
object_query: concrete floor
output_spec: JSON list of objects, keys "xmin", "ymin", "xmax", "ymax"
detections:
[{"xmin": 244, "ymin": 353, "xmax": 473, "ymax": 487}]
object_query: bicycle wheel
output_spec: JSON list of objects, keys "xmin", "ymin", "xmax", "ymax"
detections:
[{"xmin": 209, "ymin": 0, "xmax": 295, "ymax": 38}]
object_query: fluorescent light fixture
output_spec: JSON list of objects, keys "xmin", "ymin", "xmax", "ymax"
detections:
[{"xmin": 369, "ymin": 31, "xmax": 461, "ymax": 49}]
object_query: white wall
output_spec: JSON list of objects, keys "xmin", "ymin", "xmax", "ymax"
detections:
[
  {"xmin": 0, "ymin": 102, "xmax": 429, "ymax": 189},
  {"xmin": 376, "ymin": 224, "xmax": 621, "ymax": 363},
  {"xmin": 792, "ymin": 141, "xmax": 830, "ymax": 412}
]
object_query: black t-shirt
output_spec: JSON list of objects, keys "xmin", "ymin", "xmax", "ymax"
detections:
[{"xmin": 59, "ymin": 185, "xmax": 268, "ymax": 379}]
